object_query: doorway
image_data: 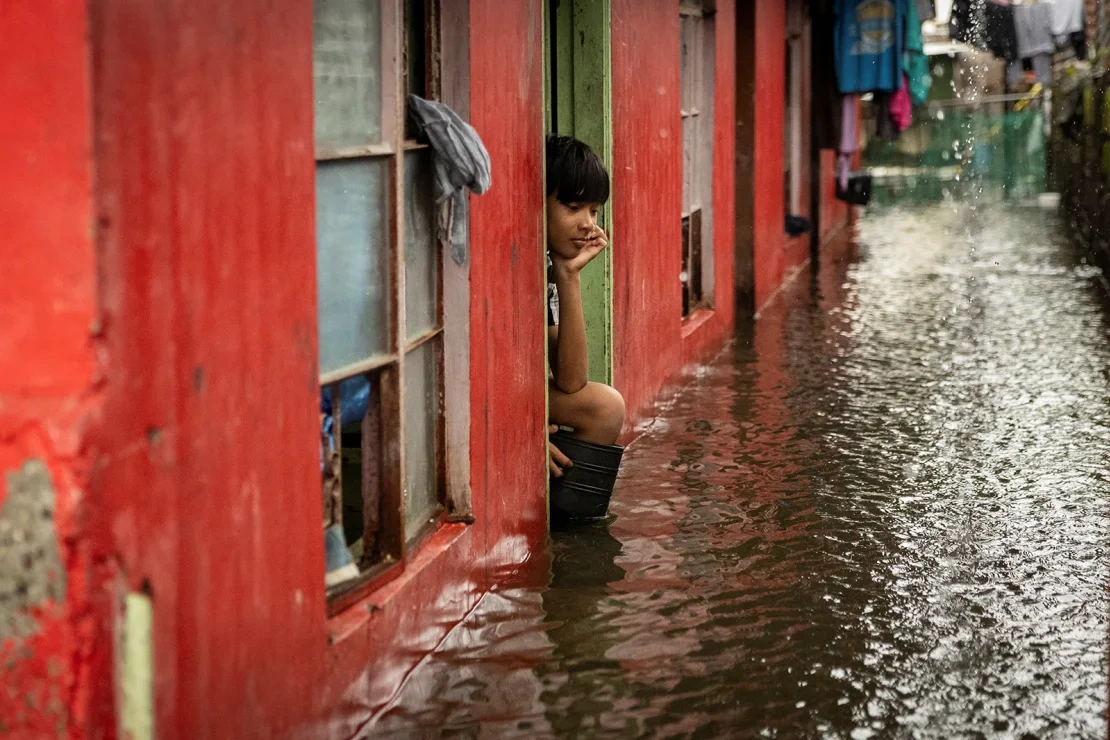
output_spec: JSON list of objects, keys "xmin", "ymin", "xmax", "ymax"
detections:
[{"xmin": 543, "ymin": 0, "xmax": 614, "ymax": 386}]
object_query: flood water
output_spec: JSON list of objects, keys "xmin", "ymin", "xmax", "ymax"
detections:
[{"xmin": 373, "ymin": 203, "xmax": 1110, "ymax": 739}]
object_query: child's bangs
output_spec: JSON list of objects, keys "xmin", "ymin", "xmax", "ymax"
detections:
[
  {"xmin": 550, "ymin": 163, "xmax": 610, "ymax": 205},
  {"xmin": 546, "ymin": 135, "xmax": 611, "ymax": 205}
]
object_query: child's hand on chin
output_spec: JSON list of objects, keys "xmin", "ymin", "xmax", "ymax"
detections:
[{"xmin": 554, "ymin": 228, "xmax": 608, "ymax": 275}]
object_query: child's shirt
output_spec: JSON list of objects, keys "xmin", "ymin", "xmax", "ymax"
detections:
[{"xmin": 547, "ymin": 256, "xmax": 559, "ymax": 327}]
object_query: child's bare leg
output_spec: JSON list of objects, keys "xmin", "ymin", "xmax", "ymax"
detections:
[{"xmin": 549, "ymin": 381, "xmax": 625, "ymax": 445}]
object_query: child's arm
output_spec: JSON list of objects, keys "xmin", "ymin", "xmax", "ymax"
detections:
[
  {"xmin": 550, "ymin": 264, "xmax": 589, "ymax": 393},
  {"xmin": 549, "ymin": 228, "xmax": 607, "ymax": 394}
]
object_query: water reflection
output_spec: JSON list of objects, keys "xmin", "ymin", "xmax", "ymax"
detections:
[{"xmin": 373, "ymin": 204, "xmax": 1109, "ymax": 739}]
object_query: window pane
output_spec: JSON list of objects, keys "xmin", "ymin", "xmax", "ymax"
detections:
[
  {"xmin": 683, "ymin": 114, "xmax": 697, "ymax": 212},
  {"xmin": 690, "ymin": 209, "xmax": 703, "ymax": 305},
  {"xmin": 404, "ymin": 151, "xmax": 439, "ymax": 341},
  {"xmin": 403, "ymin": 340, "xmax": 440, "ymax": 541},
  {"xmin": 314, "ymin": 0, "xmax": 382, "ymax": 148},
  {"xmin": 405, "ymin": 0, "xmax": 428, "ymax": 100},
  {"xmin": 680, "ymin": 16, "xmax": 692, "ymax": 111},
  {"xmin": 681, "ymin": 215, "xmax": 691, "ymax": 316},
  {"xmin": 316, "ymin": 158, "xmax": 391, "ymax": 374}
]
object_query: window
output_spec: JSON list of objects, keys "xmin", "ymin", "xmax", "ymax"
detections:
[
  {"xmin": 314, "ymin": 0, "xmax": 459, "ymax": 612},
  {"xmin": 680, "ymin": 1, "xmax": 716, "ymax": 317},
  {"xmin": 784, "ymin": 0, "xmax": 804, "ymax": 215}
]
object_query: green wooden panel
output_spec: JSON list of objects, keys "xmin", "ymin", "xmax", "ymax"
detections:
[
  {"xmin": 554, "ymin": 2, "xmax": 575, "ymax": 135},
  {"xmin": 548, "ymin": 0, "xmax": 613, "ymax": 386}
]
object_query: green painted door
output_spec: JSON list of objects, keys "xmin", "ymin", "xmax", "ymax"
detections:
[{"xmin": 544, "ymin": 0, "xmax": 613, "ymax": 386}]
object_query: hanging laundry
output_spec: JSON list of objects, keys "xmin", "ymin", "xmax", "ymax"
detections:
[
  {"xmin": 1045, "ymin": 0, "xmax": 1089, "ymax": 57},
  {"xmin": 407, "ymin": 94, "xmax": 492, "ymax": 266},
  {"xmin": 948, "ymin": 0, "xmax": 979, "ymax": 47},
  {"xmin": 1014, "ymin": 2, "xmax": 1055, "ymax": 59},
  {"xmin": 1070, "ymin": 28, "xmax": 1088, "ymax": 59},
  {"xmin": 1030, "ymin": 53, "xmax": 1052, "ymax": 83},
  {"xmin": 838, "ymin": 95, "xmax": 860, "ymax": 191},
  {"xmin": 1006, "ymin": 52, "xmax": 1052, "ymax": 86},
  {"xmin": 983, "ymin": 2, "xmax": 1019, "ymax": 62},
  {"xmin": 835, "ymin": 0, "xmax": 907, "ymax": 94},
  {"xmin": 951, "ymin": 0, "xmax": 1022, "ymax": 62},
  {"xmin": 1046, "ymin": 0, "xmax": 1085, "ymax": 40},
  {"xmin": 890, "ymin": 77, "xmax": 914, "ymax": 132},
  {"xmin": 874, "ymin": 92, "xmax": 900, "ymax": 141},
  {"xmin": 903, "ymin": 0, "xmax": 931, "ymax": 105}
]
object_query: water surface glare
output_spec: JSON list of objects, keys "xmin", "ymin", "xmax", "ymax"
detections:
[{"xmin": 375, "ymin": 205, "xmax": 1110, "ymax": 739}]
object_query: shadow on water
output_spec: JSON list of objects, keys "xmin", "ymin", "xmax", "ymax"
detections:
[{"xmin": 372, "ymin": 202, "xmax": 1109, "ymax": 739}]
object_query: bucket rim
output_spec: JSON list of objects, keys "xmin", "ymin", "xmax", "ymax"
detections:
[{"xmin": 549, "ymin": 430, "xmax": 625, "ymax": 454}]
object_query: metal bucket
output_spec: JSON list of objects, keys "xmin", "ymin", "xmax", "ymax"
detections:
[{"xmin": 549, "ymin": 430, "xmax": 625, "ymax": 520}]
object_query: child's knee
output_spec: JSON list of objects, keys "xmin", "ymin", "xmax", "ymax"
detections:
[
  {"xmin": 580, "ymin": 383, "xmax": 624, "ymax": 444},
  {"xmin": 591, "ymin": 383, "xmax": 625, "ymax": 427},
  {"xmin": 550, "ymin": 382, "xmax": 626, "ymax": 443}
]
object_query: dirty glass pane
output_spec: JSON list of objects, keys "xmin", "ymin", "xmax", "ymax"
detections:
[
  {"xmin": 680, "ymin": 16, "xmax": 692, "ymax": 112},
  {"xmin": 404, "ymin": 151, "xmax": 440, "ymax": 341},
  {"xmin": 403, "ymin": 339, "xmax": 440, "ymax": 540},
  {"xmin": 683, "ymin": 114, "xmax": 697, "ymax": 213},
  {"xmin": 689, "ymin": 208, "xmax": 703, "ymax": 306},
  {"xmin": 681, "ymin": 215, "xmax": 691, "ymax": 316},
  {"xmin": 313, "ymin": 0, "xmax": 382, "ymax": 149},
  {"xmin": 316, "ymin": 158, "xmax": 391, "ymax": 374},
  {"xmin": 405, "ymin": 0, "xmax": 427, "ymax": 100}
]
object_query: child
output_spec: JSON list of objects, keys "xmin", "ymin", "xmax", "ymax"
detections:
[{"xmin": 545, "ymin": 135, "xmax": 625, "ymax": 478}]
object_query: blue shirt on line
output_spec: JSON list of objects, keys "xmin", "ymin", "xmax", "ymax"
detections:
[{"xmin": 835, "ymin": 0, "xmax": 906, "ymax": 95}]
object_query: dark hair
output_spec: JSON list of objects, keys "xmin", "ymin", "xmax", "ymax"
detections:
[{"xmin": 545, "ymin": 134, "xmax": 610, "ymax": 205}]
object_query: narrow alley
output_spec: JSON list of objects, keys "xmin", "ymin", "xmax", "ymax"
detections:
[{"xmin": 371, "ymin": 203, "xmax": 1110, "ymax": 739}]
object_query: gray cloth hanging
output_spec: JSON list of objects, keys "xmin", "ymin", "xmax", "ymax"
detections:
[
  {"xmin": 406, "ymin": 94, "xmax": 492, "ymax": 266},
  {"xmin": 1048, "ymin": 0, "xmax": 1085, "ymax": 38},
  {"xmin": 1014, "ymin": 2, "xmax": 1055, "ymax": 59}
]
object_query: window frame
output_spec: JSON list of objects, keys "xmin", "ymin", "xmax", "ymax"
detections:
[
  {"xmin": 679, "ymin": 0, "xmax": 716, "ymax": 318},
  {"xmin": 314, "ymin": 0, "xmax": 471, "ymax": 617}
]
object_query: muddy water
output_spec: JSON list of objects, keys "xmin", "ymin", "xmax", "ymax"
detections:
[{"xmin": 374, "ymin": 204, "xmax": 1110, "ymax": 739}]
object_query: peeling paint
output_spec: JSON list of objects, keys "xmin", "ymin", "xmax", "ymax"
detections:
[{"xmin": 0, "ymin": 459, "xmax": 66, "ymax": 645}]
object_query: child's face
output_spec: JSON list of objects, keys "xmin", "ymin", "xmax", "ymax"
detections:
[{"xmin": 546, "ymin": 194, "xmax": 602, "ymax": 261}]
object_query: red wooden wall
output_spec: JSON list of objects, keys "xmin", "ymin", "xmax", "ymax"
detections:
[
  {"xmin": 611, "ymin": 0, "xmax": 738, "ymax": 434},
  {"xmin": 752, "ymin": 0, "xmax": 799, "ymax": 310},
  {"xmin": 90, "ymin": 1, "xmax": 323, "ymax": 736},
  {"xmin": 0, "ymin": 1, "xmax": 99, "ymax": 736},
  {"xmin": 466, "ymin": 0, "xmax": 549, "ymax": 565},
  {"xmin": 610, "ymin": 0, "xmax": 683, "ymax": 431}
]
